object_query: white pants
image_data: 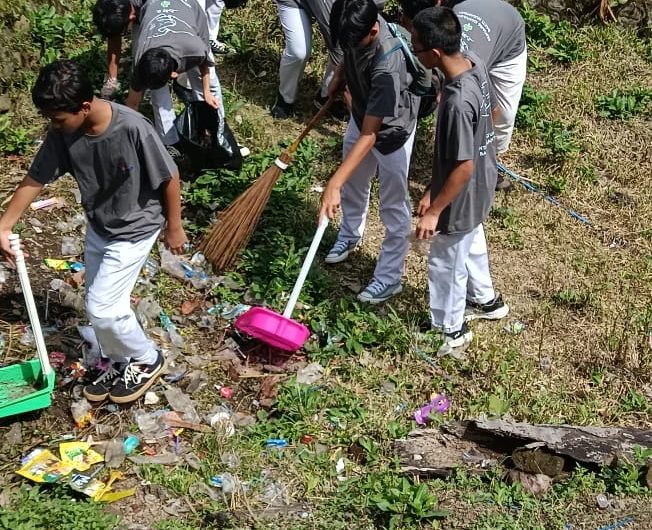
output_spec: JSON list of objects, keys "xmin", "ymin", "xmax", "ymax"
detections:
[
  {"xmin": 489, "ymin": 47, "xmax": 527, "ymax": 154},
  {"xmin": 338, "ymin": 119, "xmax": 416, "ymax": 285},
  {"xmin": 205, "ymin": 0, "xmax": 225, "ymax": 40},
  {"xmin": 276, "ymin": 3, "xmax": 336, "ymax": 103},
  {"xmin": 428, "ymin": 224, "xmax": 495, "ymax": 333},
  {"xmin": 85, "ymin": 226, "xmax": 160, "ymax": 365}
]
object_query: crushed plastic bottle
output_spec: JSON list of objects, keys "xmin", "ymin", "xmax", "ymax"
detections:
[
  {"xmin": 50, "ymin": 279, "xmax": 85, "ymax": 312},
  {"xmin": 143, "ymin": 258, "xmax": 160, "ymax": 278},
  {"xmin": 61, "ymin": 235, "xmax": 82, "ymax": 256},
  {"xmin": 20, "ymin": 326, "xmax": 34, "ymax": 346},
  {"xmin": 163, "ymin": 387, "xmax": 200, "ymax": 423},
  {"xmin": 160, "ymin": 310, "xmax": 185, "ymax": 348},
  {"xmin": 135, "ymin": 296, "xmax": 162, "ymax": 330}
]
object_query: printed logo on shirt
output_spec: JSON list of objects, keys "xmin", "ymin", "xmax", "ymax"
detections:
[
  {"xmin": 457, "ymin": 11, "xmax": 492, "ymax": 55},
  {"xmin": 147, "ymin": 0, "xmax": 195, "ymax": 39}
]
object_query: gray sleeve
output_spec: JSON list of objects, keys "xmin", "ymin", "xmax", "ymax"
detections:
[
  {"xmin": 138, "ymin": 130, "xmax": 178, "ymax": 189},
  {"xmin": 28, "ymin": 130, "xmax": 71, "ymax": 185},
  {"xmin": 366, "ymin": 54, "xmax": 401, "ymax": 118},
  {"xmin": 443, "ymin": 108, "xmax": 475, "ymax": 162}
]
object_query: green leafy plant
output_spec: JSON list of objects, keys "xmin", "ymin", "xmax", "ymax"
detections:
[
  {"xmin": 600, "ymin": 446, "xmax": 652, "ymax": 495},
  {"xmin": 515, "ymin": 85, "xmax": 552, "ymax": 130},
  {"xmin": 0, "ymin": 486, "xmax": 119, "ymax": 530},
  {"xmin": 551, "ymin": 288, "xmax": 591, "ymax": 310},
  {"xmin": 520, "ymin": 2, "xmax": 584, "ymax": 63},
  {"xmin": 0, "ymin": 114, "xmax": 32, "ymax": 154},
  {"xmin": 369, "ymin": 476, "xmax": 447, "ymax": 529},
  {"xmin": 541, "ymin": 120, "xmax": 580, "ymax": 161},
  {"xmin": 595, "ymin": 87, "xmax": 652, "ymax": 119}
]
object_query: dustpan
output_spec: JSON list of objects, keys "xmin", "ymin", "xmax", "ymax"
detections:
[
  {"xmin": 0, "ymin": 234, "xmax": 55, "ymax": 418},
  {"xmin": 235, "ymin": 217, "xmax": 328, "ymax": 351}
]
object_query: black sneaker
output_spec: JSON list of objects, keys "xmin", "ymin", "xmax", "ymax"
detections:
[
  {"xmin": 465, "ymin": 294, "xmax": 510, "ymax": 322},
  {"xmin": 313, "ymin": 92, "xmax": 348, "ymax": 121},
  {"xmin": 166, "ymin": 143, "xmax": 184, "ymax": 162},
  {"xmin": 83, "ymin": 364, "xmax": 123, "ymax": 402},
  {"xmin": 271, "ymin": 93, "xmax": 294, "ymax": 119},
  {"xmin": 109, "ymin": 352, "xmax": 167, "ymax": 404}
]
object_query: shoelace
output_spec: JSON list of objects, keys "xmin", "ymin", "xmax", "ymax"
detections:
[
  {"xmin": 364, "ymin": 279, "xmax": 387, "ymax": 296},
  {"xmin": 122, "ymin": 363, "xmax": 145, "ymax": 387},
  {"xmin": 93, "ymin": 365, "xmax": 119, "ymax": 385}
]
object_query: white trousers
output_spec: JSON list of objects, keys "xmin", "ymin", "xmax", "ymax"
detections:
[
  {"xmin": 489, "ymin": 47, "xmax": 527, "ymax": 154},
  {"xmin": 85, "ymin": 226, "xmax": 160, "ymax": 365},
  {"xmin": 338, "ymin": 119, "xmax": 416, "ymax": 285},
  {"xmin": 276, "ymin": 3, "xmax": 336, "ymax": 103},
  {"xmin": 205, "ymin": 0, "xmax": 225, "ymax": 40},
  {"xmin": 428, "ymin": 224, "xmax": 495, "ymax": 333}
]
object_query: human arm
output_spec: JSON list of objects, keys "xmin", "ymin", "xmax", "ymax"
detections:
[
  {"xmin": 0, "ymin": 176, "xmax": 45, "ymax": 265},
  {"xmin": 319, "ymin": 114, "xmax": 383, "ymax": 220},
  {"xmin": 125, "ymin": 88, "xmax": 143, "ymax": 110},
  {"xmin": 327, "ymin": 63, "xmax": 346, "ymax": 98},
  {"xmin": 161, "ymin": 173, "xmax": 188, "ymax": 254},
  {"xmin": 415, "ymin": 160, "xmax": 473, "ymax": 239},
  {"xmin": 200, "ymin": 62, "xmax": 219, "ymax": 109}
]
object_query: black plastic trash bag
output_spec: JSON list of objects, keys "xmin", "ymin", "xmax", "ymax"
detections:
[{"xmin": 174, "ymin": 101, "xmax": 243, "ymax": 173}]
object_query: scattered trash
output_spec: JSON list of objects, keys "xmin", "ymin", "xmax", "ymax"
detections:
[
  {"xmin": 219, "ymin": 386, "xmax": 233, "ymax": 399},
  {"xmin": 134, "ymin": 296, "xmax": 163, "ymax": 330},
  {"xmin": 180, "ymin": 297, "xmax": 202, "ymax": 315},
  {"xmin": 207, "ymin": 303, "xmax": 251, "ymax": 320},
  {"xmin": 160, "ymin": 246, "xmax": 211, "ymax": 289},
  {"xmin": 18, "ymin": 448, "xmax": 75, "ymax": 483},
  {"xmin": 19, "ymin": 326, "xmax": 34, "ymax": 346},
  {"xmin": 596, "ymin": 493, "xmax": 611, "ymax": 509},
  {"xmin": 50, "ymin": 279, "xmax": 85, "ymax": 312},
  {"xmin": 60, "ymin": 442, "xmax": 103, "ymax": 471},
  {"xmin": 164, "ymin": 387, "xmax": 200, "ymax": 423},
  {"xmin": 48, "ymin": 351, "xmax": 67, "ymax": 370},
  {"xmin": 123, "ymin": 435, "xmax": 139, "ymax": 455},
  {"xmin": 70, "ymin": 398, "xmax": 93, "ymax": 429},
  {"xmin": 30, "ymin": 197, "xmax": 64, "ymax": 211},
  {"xmin": 44, "ymin": 258, "xmax": 84, "ymax": 271},
  {"xmin": 61, "ymin": 235, "xmax": 82, "ymax": 256},
  {"xmin": 144, "ymin": 391, "xmax": 160, "ymax": 405},
  {"xmin": 462, "ymin": 447, "xmax": 496, "ymax": 469},
  {"xmin": 503, "ymin": 320, "xmax": 527, "ymax": 335},
  {"xmin": 221, "ymin": 451, "xmax": 241, "ymax": 468},
  {"xmin": 208, "ymin": 406, "xmax": 235, "ymax": 437},
  {"xmin": 162, "ymin": 411, "xmax": 211, "ymax": 432},
  {"xmin": 414, "ymin": 393, "xmax": 450, "ymax": 425},
  {"xmin": 133, "ymin": 409, "xmax": 168, "ymax": 440},
  {"xmin": 160, "ymin": 310, "xmax": 185, "ymax": 349},
  {"xmin": 183, "ymin": 452, "xmax": 203, "ymax": 470},
  {"xmin": 143, "ymin": 258, "xmax": 159, "ymax": 278},
  {"xmin": 296, "ymin": 363, "xmax": 324, "ymax": 385},
  {"xmin": 260, "ymin": 481, "xmax": 291, "ymax": 506},
  {"xmin": 128, "ymin": 452, "xmax": 180, "ymax": 466},
  {"xmin": 335, "ymin": 457, "xmax": 346, "ymax": 481},
  {"xmin": 266, "ymin": 438, "xmax": 288, "ymax": 450},
  {"xmin": 55, "ymin": 213, "xmax": 86, "ymax": 233}
]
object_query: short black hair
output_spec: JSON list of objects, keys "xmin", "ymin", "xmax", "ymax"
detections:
[
  {"xmin": 412, "ymin": 6, "xmax": 461, "ymax": 55},
  {"xmin": 32, "ymin": 60, "xmax": 94, "ymax": 113},
  {"xmin": 440, "ymin": 0, "xmax": 466, "ymax": 7},
  {"xmin": 137, "ymin": 48, "xmax": 177, "ymax": 90},
  {"xmin": 93, "ymin": 0, "xmax": 132, "ymax": 38},
  {"xmin": 399, "ymin": 0, "xmax": 433, "ymax": 20},
  {"xmin": 330, "ymin": 0, "xmax": 378, "ymax": 49}
]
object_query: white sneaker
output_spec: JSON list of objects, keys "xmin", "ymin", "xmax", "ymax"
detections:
[
  {"xmin": 465, "ymin": 294, "xmax": 510, "ymax": 322},
  {"xmin": 437, "ymin": 324, "xmax": 473, "ymax": 359},
  {"xmin": 357, "ymin": 278, "xmax": 403, "ymax": 304}
]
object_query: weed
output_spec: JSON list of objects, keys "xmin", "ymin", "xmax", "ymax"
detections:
[
  {"xmin": 595, "ymin": 87, "xmax": 652, "ymax": 120},
  {"xmin": 490, "ymin": 206, "xmax": 524, "ymax": 250},
  {"xmin": 0, "ymin": 485, "xmax": 119, "ymax": 530},
  {"xmin": 551, "ymin": 289, "xmax": 591, "ymax": 311},
  {"xmin": 515, "ymin": 85, "xmax": 552, "ymax": 131},
  {"xmin": 540, "ymin": 120, "xmax": 580, "ymax": 162},
  {"xmin": 520, "ymin": 2, "xmax": 584, "ymax": 63},
  {"xmin": 577, "ymin": 162, "xmax": 599, "ymax": 185},
  {"xmin": 0, "ymin": 114, "xmax": 32, "ymax": 154},
  {"xmin": 600, "ymin": 447, "xmax": 652, "ymax": 495}
]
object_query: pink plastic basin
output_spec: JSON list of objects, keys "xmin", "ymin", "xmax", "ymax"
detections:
[{"xmin": 235, "ymin": 307, "xmax": 310, "ymax": 352}]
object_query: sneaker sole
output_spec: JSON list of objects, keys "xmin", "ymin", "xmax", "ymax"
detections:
[
  {"xmin": 324, "ymin": 248, "xmax": 355, "ymax": 264},
  {"xmin": 109, "ymin": 358, "xmax": 167, "ymax": 405},
  {"xmin": 357, "ymin": 284, "xmax": 403, "ymax": 304},
  {"xmin": 465, "ymin": 304, "xmax": 510, "ymax": 322},
  {"xmin": 83, "ymin": 389, "xmax": 109, "ymax": 402}
]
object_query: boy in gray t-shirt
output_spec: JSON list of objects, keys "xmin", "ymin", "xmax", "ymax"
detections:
[
  {"xmin": 411, "ymin": 8, "xmax": 509, "ymax": 356},
  {"xmin": 0, "ymin": 60, "xmax": 187, "ymax": 405},
  {"xmin": 319, "ymin": 0, "xmax": 419, "ymax": 304}
]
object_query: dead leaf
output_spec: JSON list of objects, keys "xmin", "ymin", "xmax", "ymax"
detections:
[
  {"xmin": 260, "ymin": 375, "xmax": 281, "ymax": 400},
  {"xmin": 181, "ymin": 297, "xmax": 201, "ymax": 315}
]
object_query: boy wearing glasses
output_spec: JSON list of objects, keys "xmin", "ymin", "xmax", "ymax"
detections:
[{"xmin": 411, "ymin": 7, "xmax": 508, "ymax": 356}]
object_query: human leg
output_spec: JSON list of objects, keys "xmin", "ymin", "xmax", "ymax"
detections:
[
  {"xmin": 275, "ymin": 3, "xmax": 312, "ymax": 108},
  {"xmin": 150, "ymin": 86, "xmax": 180, "ymax": 145}
]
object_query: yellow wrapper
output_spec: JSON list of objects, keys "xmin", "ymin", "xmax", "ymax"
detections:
[
  {"xmin": 17, "ymin": 449, "xmax": 74, "ymax": 483},
  {"xmin": 59, "ymin": 442, "xmax": 104, "ymax": 472}
]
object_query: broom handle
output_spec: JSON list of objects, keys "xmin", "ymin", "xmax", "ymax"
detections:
[
  {"xmin": 288, "ymin": 97, "xmax": 335, "ymax": 154},
  {"xmin": 282, "ymin": 216, "xmax": 329, "ymax": 319},
  {"xmin": 8, "ymin": 234, "xmax": 52, "ymax": 377}
]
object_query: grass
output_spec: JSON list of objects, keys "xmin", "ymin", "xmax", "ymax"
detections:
[{"xmin": 0, "ymin": 1, "xmax": 651, "ymax": 529}]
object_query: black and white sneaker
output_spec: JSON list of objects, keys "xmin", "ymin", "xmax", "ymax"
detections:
[
  {"xmin": 109, "ymin": 353, "xmax": 166, "ymax": 404},
  {"xmin": 437, "ymin": 323, "xmax": 473, "ymax": 358},
  {"xmin": 465, "ymin": 294, "xmax": 510, "ymax": 321},
  {"xmin": 210, "ymin": 39, "xmax": 235, "ymax": 55},
  {"xmin": 165, "ymin": 143, "xmax": 184, "ymax": 162},
  {"xmin": 83, "ymin": 364, "xmax": 123, "ymax": 402}
]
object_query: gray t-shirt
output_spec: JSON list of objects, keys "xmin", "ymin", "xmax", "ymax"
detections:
[
  {"xmin": 452, "ymin": 0, "xmax": 526, "ymax": 69},
  {"xmin": 343, "ymin": 16, "xmax": 418, "ymax": 154},
  {"xmin": 132, "ymin": 0, "xmax": 212, "ymax": 90},
  {"xmin": 29, "ymin": 103, "xmax": 177, "ymax": 241},
  {"xmin": 431, "ymin": 52, "xmax": 496, "ymax": 234}
]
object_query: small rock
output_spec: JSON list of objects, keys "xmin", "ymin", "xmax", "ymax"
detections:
[
  {"xmin": 144, "ymin": 391, "xmax": 160, "ymax": 405},
  {"xmin": 5, "ymin": 423, "xmax": 22, "ymax": 445},
  {"xmin": 596, "ymin": 493, "xmax": 611, "ymax": 509},
  {"xmin": 507, "ymin": 470, "xmax": 552, "ymax": 497}
]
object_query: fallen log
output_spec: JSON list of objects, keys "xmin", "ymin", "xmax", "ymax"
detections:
[{"xmin": 395, "ymin": 418, "xmax": 652, "ymax": 477}]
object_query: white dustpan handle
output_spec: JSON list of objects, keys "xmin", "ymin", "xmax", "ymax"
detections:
[
  {"xmin": 9, "ymin": 234, "xmax": 52, "ymax": 377},
  {"xmin": 282, "ymin": 216, "xmax": 329, "ymax": 319}
]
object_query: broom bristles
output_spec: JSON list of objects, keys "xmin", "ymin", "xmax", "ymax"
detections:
[{"xmin": 199, "ymin": 151, "xmax": 292, "ymax": 271}]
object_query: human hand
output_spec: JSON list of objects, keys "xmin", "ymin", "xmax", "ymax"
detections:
[
  {"xmin": 0, "ymin": 229, "xmax": 21, "ymax": 268},
  {"xmin": 415, "ymin": 212, "xmax": 439, "ymax": 240},
  {"xmin": 319, "ymin": 181, "xmax": 341, "ymax": 221},
  {"xmin": 204, "ymin": 92, "xmax": 220, "ymax": 109},
  {"xmin": 165, "ymin": 226, "xmax": 189, "ymax": 255},
  {"xmin": 100, "ymin": 77, "xmax": 120, "ymax": 99},
  {"xmin": 416, "ymin": 190, "xmax": 431, "ymax": 217}
]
